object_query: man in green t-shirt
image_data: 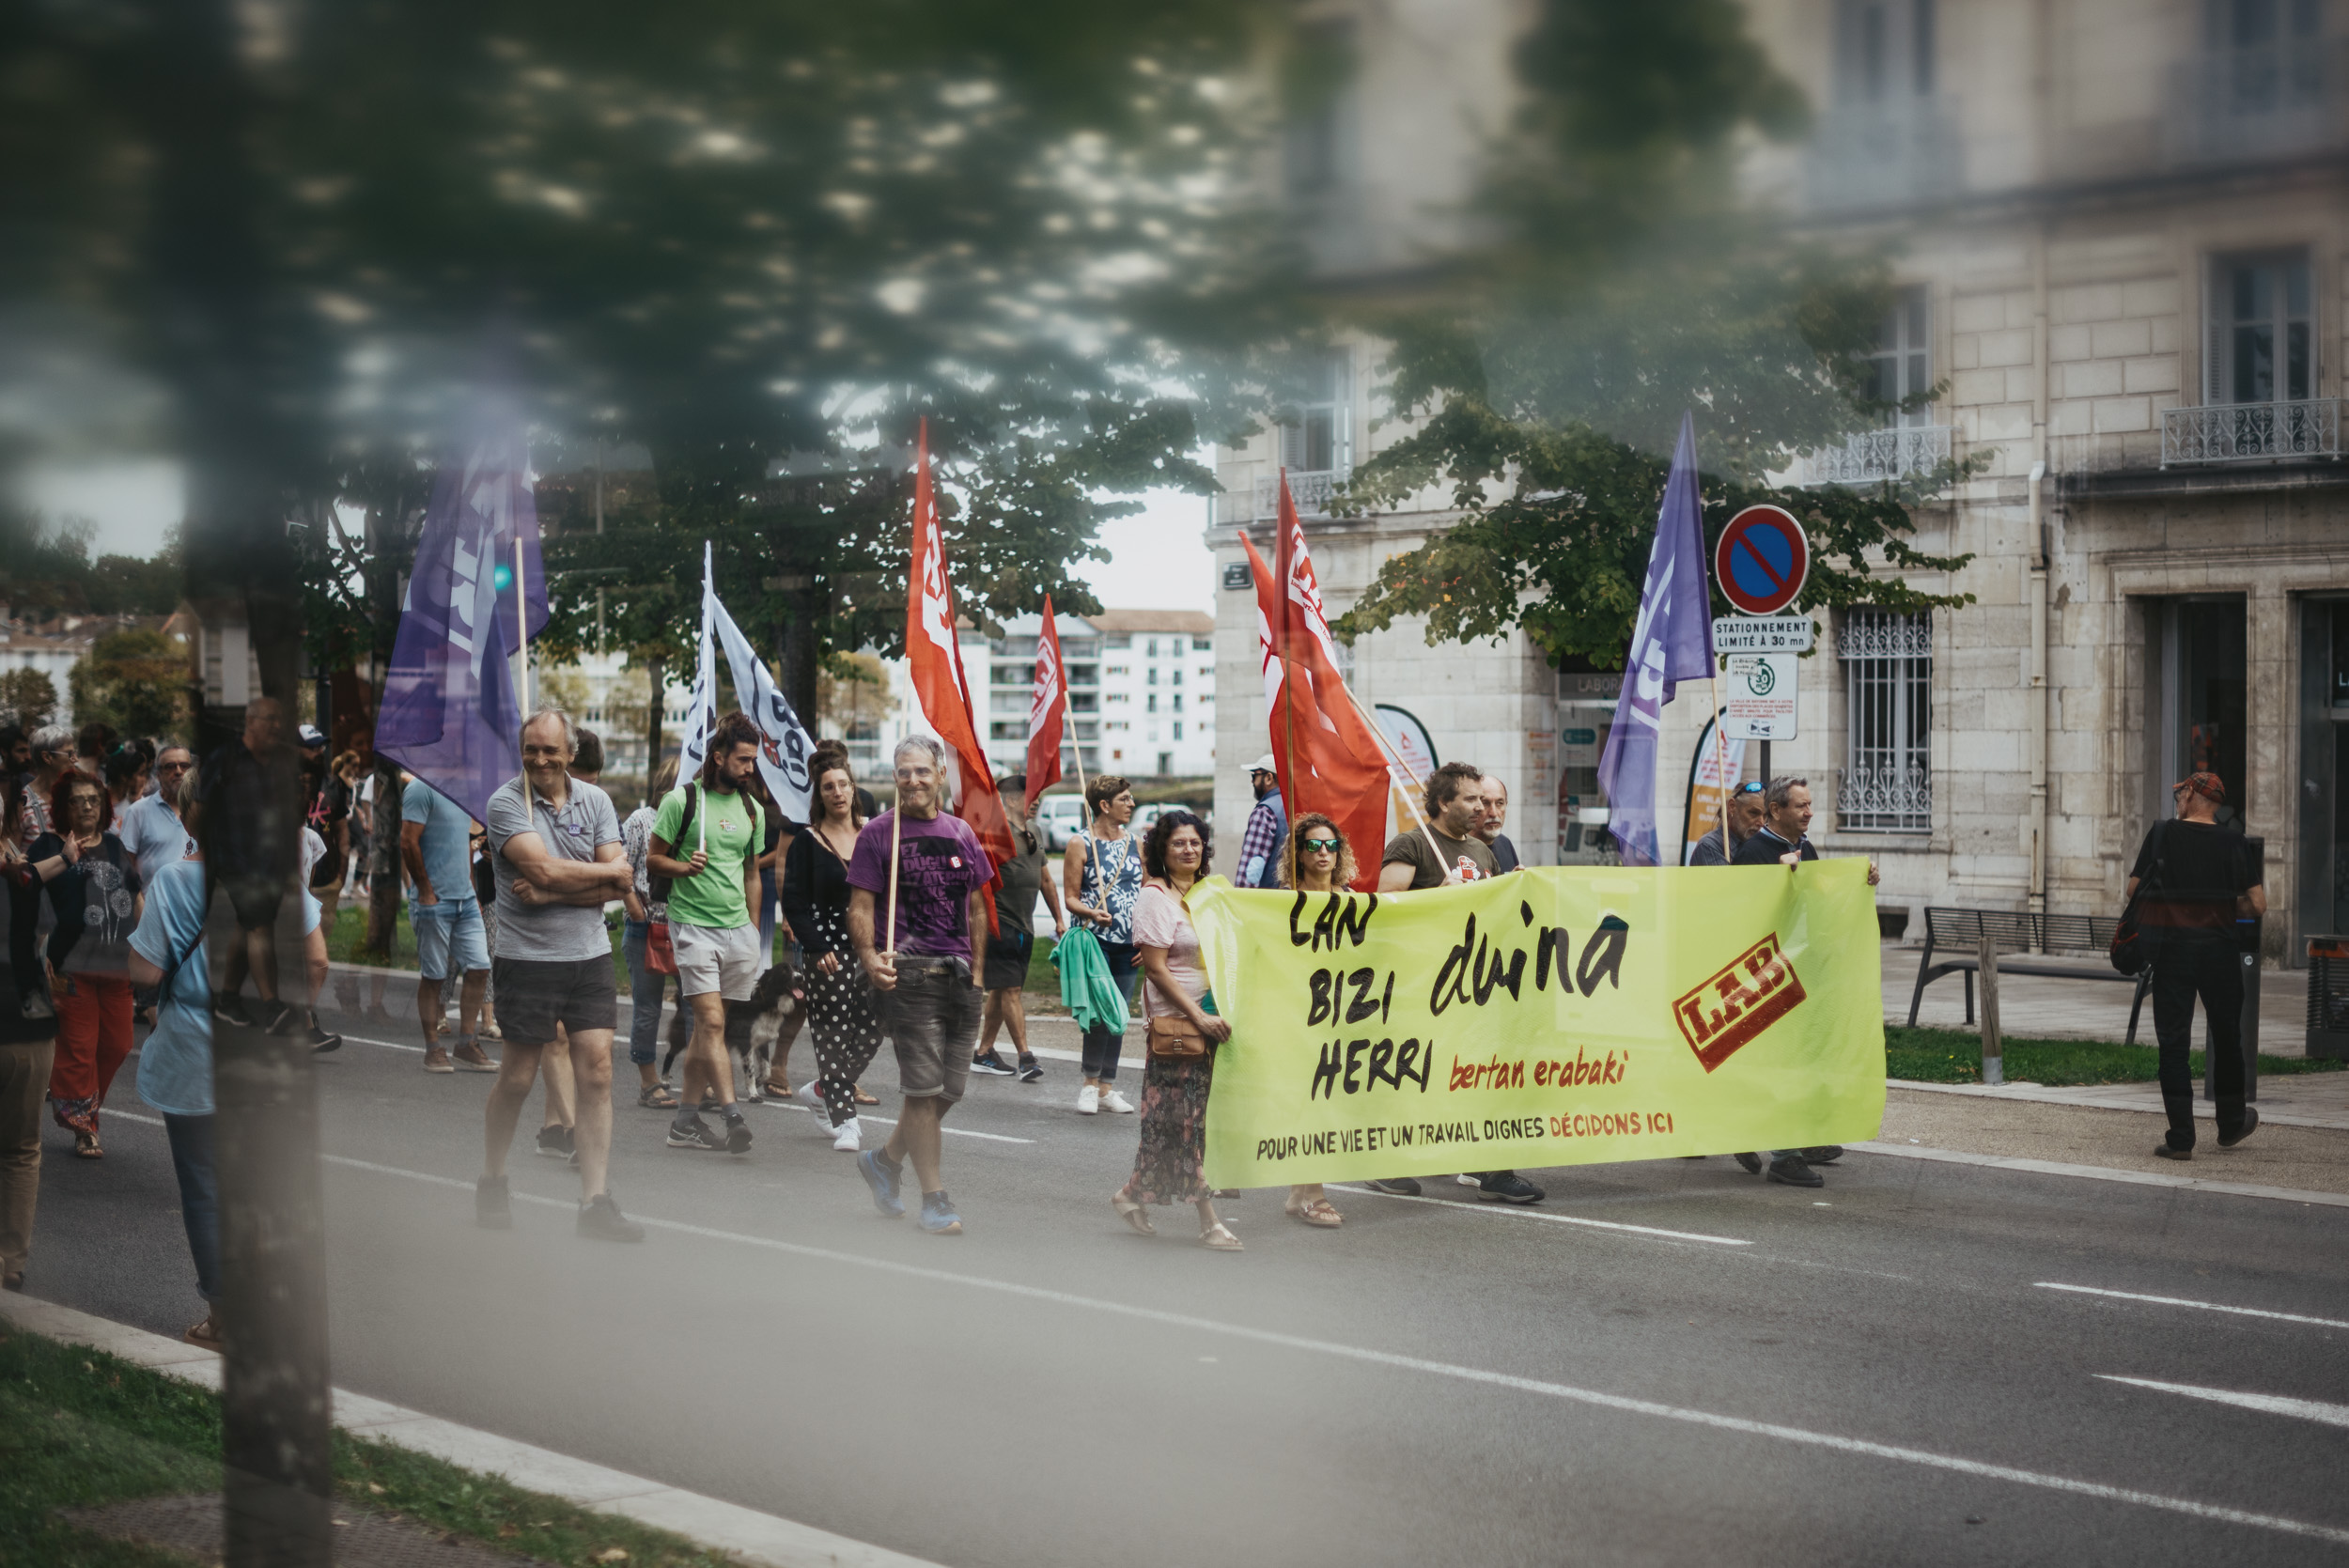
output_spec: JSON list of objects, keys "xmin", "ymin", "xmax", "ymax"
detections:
[{"xmin": 647, "ymin": 712, "xmax": 766, "ymax": 1154}]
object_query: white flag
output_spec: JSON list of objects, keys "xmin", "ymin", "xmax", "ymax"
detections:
[{"xmin": 707, "ymin": 578, "xmax": 818, "ymax": 823}]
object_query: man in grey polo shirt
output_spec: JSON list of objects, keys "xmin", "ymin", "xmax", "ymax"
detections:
[{"xmin": 475, "ymin": 709, "xmax": 642, "ymax": 1242}]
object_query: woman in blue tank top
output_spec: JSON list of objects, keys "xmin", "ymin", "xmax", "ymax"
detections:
[{"xmin": 1061, "ymin": 775, "xmax": 1143, "ymax": 1114}]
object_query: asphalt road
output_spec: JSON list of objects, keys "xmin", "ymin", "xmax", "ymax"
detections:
[{"xmin": 22, "ymin": 996, "xmax": 2349, "ymax": 1567}]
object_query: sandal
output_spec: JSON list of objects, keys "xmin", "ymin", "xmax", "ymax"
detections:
[
  {"xmin": 1111, "ymin": 1191, "xmax": 1156, "ymax": 1236},
  {"xmin": 183, "ymin": 1311, "xmax": 225, "ymax": 1351},
  {"xmin": 852, "ymin": 1085, "xmax": 879, "ymax": 1106},
  {"xmin": 764, "ymin": 1079, "xmax": 792, "ymax": 1100},
  {"xmin": 1199, "ymin": 1220, "xmax": 1243, "ymax": 1251},
  {"xmin": 1285, "ymin": 1197, "xmax": 1344, "ymax": 1228},
  {"xmin": 636, "ymin": 1084, "xmax": 679, "ymax": 1110},
  {"xmin": 73, "ymin": 1131, "xmax": 102, "ymax": 1159}
]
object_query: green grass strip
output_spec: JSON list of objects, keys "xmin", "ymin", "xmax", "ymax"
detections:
[
  {"xmin": 1886, "ymin": 1024, "xmax": 2348, "ymax": 1086},
  {"xmin": 0, "ymin": 1325, "xmax": 738, "ymax": 1567}
]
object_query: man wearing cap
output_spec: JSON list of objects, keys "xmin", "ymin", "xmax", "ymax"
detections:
[
  {"xmin": 2127, "ymin": 770, "xmax": 2265, "ymax": 1160},
  {"xmin": 1237, "ymin": 755, "xmax": 1287, "ymax": 890}
]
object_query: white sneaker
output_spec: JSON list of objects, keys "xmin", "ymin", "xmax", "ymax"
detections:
[
  {"xmin": 797, "ymin": 1080, "xmax": 826, "ymax": 1110},
  {"xmin": 831, "ymin": 1117, "xmax": 862, "ymax": 1152},
  {"xmin": 1455, "ymin": 1173, "xmax": 1482, "ymax": 1187},
  {"xmin": 1100, "ymin": 1089, "xmax": 1136, "ymax": 1114},
  {"xmin": 1077, "ymin": 1085, "xmax": 1100, "ymax": 1115}
]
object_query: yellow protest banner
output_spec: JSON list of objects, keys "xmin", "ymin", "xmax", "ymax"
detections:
[{"xmin": 1188, "ymin": 861, "xmax": 1885, "ymax": 1188}]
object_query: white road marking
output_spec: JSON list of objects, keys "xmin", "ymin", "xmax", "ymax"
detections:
[
  {"xmin": 2036, "ymin": 1282, "xmax": 2349, "ymax": 1332},
  {"xmin": 1329, "ymin": 1183, "xmax": 1750, "ymax": 1247},
  {"xmin": 286, "ymin": 1151, "xmax": 2347, "ymax": 1546},
  {"xmin": 1852, "ymin": 1141, "xmax": 2349, "ymax": 1209},
  {"xmin": 2098, "ymin": 1376, "xmax": 2349, "ymax": 1430},
  {"xmin": 339, "ymin": 1033, "xmax": 426, "ymax": 1054}
]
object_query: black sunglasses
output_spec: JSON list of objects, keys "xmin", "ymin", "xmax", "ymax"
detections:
[{"xmin": 1297, "ymin": 835, "xmax": 1344, "ymax": 852}]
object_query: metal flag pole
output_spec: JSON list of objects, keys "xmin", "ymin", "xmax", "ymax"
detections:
[{"xmin": 514, "ymin": 534, "xmax": 532, "ymax": 720}]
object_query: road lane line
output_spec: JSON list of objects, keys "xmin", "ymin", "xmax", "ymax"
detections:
[
  {"xmin": 1851, "ymin": 1141, "xmax": 2349, "ymax": 1209},
  {"xmin": 2098, "ymin": 1376, "xmax": 2349, "ymax": 1430},
  {"xmin": 1328, "ymin": 1183, "xmax": 1750, "ymax": 1246},
  {"xmin": 2036, "ymin": 1282, "xmax": 2349, "ymax": 1332},
  {"xmin": 302, "ymin": 1149, "xmax": 2349, "ymax": 1545}
]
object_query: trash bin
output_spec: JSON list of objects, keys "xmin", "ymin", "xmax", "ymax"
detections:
[{"xmin": 2308, "ymin": 936, "xmax": 2349, "ymax": 1062}]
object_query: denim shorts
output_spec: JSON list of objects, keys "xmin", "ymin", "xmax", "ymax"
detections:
[
  {"xmin": 882, "ymin": 956, "xmax": 983, "ymax": 1102},
  {"xmin": 412, "ymin": 897, "xmax": 490, "ymax": 981}
]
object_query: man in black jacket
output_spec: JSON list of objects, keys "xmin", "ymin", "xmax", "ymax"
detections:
[{"xmin": 2130, "ymin": 771, "xmax": 2264, "ymax": 1159}]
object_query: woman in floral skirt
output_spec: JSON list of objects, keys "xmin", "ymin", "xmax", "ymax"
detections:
[{"xmin": 1112, "ymin": 810, "xmax": 1238, "ymax": 1250}]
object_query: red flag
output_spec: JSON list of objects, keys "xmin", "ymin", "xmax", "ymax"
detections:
[
  {"xmin": 1024, "ymin": 595, "xmax": 1067, "ymax": 817},
  {"xmin": 1245, "ymin": 474, "xmax": 1392, "ymax": 891},
  {"xmin": 905, "ymin": 419, "xmax": 1016, "ymax": 883}
]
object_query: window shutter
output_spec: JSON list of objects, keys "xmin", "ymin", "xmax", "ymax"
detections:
[{"xmin": 1280, "ymin": 421, "xmax": 1305, "ymax": 471}]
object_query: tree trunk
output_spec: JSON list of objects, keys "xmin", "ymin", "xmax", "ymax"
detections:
[{"xmin": 644, "ymin": 652, "xmax": 665, "ymax": 798}]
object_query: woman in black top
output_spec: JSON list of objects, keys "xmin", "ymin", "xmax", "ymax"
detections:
[
  {"xmin": 26, "ymin": 771, "xmax": 142, "ymax": 1157},
  {"xmin": 781, "ymin": 756, "xmax": 880, "ymax": 1148},
  {"xmin": 1, "ymin": 771, "xmax": 62, "ymax": 1289}
]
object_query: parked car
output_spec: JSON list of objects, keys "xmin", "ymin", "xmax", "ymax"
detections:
[
  {"xmin": 1036, "ymin": 794, "xmax": 1090, "ymax": 850},
  {"xmin": 1131, "ymin": 801, "xmax": 1204, "ymax": 835}
]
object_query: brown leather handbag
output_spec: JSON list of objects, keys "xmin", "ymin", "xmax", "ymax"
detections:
[{"xmin": 1145, "ymin": 1012, "xmax": 1211, "ymax": 1059}]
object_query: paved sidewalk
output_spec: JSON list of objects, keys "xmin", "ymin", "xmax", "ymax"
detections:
[
  {"xmin": 1883, "ymin": 939, "xmax": 2315, "ymax": 1052},
  {"xmin": 1875, "ymin": 1086, "xmax": 2349, "ymax": 1196}
]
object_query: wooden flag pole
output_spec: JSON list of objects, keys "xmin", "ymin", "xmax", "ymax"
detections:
[
  {"xmin": 1062, "ymin": 680, "xmax": 1102, "ymax": 922},
  {"xmin": 883, "ymin": 801, "xmax": 902, "ymax": 956}
]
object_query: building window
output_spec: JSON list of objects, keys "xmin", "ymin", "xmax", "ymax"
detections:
[
  {"xmin": 1158, "ymin": 750, "xmax": 1174, "ymax": 774},
  {"xmin": 2207, "ymin": 250, "xmax": 2313, "ymax": 404},
  {"xmin": 1866, "ymin": 287, "xmax": 1933, "ymax": 426},
  {"xmin": 1146, "ymin": 693, "xmax": 1158, "ymax": 713},
  {"xmin": 1280, "ymin": 348, "xmax": 1352, "ymax": 475},
  {"xmin": 1838, "ymin": 610, "xmax": 1933, "ymax": 831},
  {"xmin": 1173, "ymin": 722, "xmax": 1184, "ymax": 740},
  {"xmin": 1172, "ymin": 693, "xmax": 1184, "ymax": 713},
  {"xmin": 1193, "ymin": 637, "xmax": 1211, "ymax": 652},
  {"xmin": 1066, "ymin": 662, "xmax": 1098, "ymax": 687},
  {"xmin": 1282, "ymin": 19, "xmax": 1358, "ymax": 198},
  {"xmin": 1106, "ymin": 635, "xmax": 1131, "ymax": 650},
  {"xmin": 1146, "ymin": 667, "xmax": 1158, "ymax": 686}
]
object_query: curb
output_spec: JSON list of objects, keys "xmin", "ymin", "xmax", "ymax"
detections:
[
  {"xmin": 0, "ymin": 1293, "xmax": 943, "ymax": 1568},
  {"xmin": 1849, "ymin": 1141, "xmax": 2349, "ymax": 1208},
  {"xmin": 1888, "ymin": 1078, "xmax": 2349, "ymax": 1132}
]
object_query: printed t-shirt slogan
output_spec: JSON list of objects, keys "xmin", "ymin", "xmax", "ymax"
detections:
[{"xmin": 1186, "ymin": 861, "xmax": 1885, "ymax": 1188}]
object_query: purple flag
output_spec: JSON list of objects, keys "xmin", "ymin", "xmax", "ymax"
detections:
[
  {"xmin": 1597, "ymin": 412, "xmax": 1716, "ymax": 867},
  {"xmin": 377, "ymin": 419, "xmax": 549, "ymax": 825}
]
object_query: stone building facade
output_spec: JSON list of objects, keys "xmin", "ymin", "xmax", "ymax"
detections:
[{"xmin": 1212, "ymin": 0, "xmax": 2349, "ymax": 962}]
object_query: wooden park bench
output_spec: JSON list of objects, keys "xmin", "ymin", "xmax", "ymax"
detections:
[{"xmin": 1904, "ymin": 907, "xmax": 2154, "ymax": 1045}]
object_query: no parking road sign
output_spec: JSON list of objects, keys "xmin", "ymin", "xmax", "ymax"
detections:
[{"xmin": 1713, "ymin": 505, "xmax": 1809, "ymax": 617}]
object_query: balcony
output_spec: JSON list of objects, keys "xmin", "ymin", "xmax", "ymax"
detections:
[
  {"xmin": 1252, "ymin": 468, "xmax": 1347, "ymax": 521},
  {"xmin": 2169, "ymin": 40, "xmax": 2349, "ymax": 165},
  {"xmin": 2162, "ymin": 399, "xmax": 2342, "ymax": 466},
  {"xmin": 1805, "ymin": 98, "xmax": 1963, "ymax": 213},
  {"xmin": 1802, "ymin": 426, "xmax": 1952, "ymax": 487}
]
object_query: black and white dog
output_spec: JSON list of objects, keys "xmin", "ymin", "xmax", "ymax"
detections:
[{"xmin": 661, "ymin": 958, "xmax": 802, "ymax": 1102}]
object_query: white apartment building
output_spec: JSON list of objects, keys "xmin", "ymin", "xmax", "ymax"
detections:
[
  {"xmin": 1213, "ymin": 0, "xmax": 2349, "ymax": 964},
  {"xmin": 976, "ymin": 609, "xmax": 1217, "ymax": 783}
]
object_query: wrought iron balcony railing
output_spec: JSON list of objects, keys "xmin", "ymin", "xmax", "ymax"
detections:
[
  {"xmin": 1837, "ymin": 766, "xmax": 1933, "ymax": 833},
  {"xmin": 1252, "ymin": 468, "xmax": 1348, "ymax": 521},
  {"xmin": 2161, "ymin": 399, "xmax": 2342, "ymax": 466},
  {"xmin": 1802, "ymin": 426, "xmax": 1952, "ymax": 487}
]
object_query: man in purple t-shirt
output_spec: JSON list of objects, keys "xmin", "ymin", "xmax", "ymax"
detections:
[{"xmin": 846, "ymin": 735, "xmax": 992, "ymax": 1235}]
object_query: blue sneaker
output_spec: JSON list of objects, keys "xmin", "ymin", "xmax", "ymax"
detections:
[
  {"xmin": 858, "ymin": 1149, "xmax": 905, "ymax": 1218},
  {"xmin": 919, "ymin": 1191, "xmax": 962, "ymax": 1234}
]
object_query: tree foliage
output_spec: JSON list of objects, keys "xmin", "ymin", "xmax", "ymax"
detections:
[
  {"xmin": 0, "ymin": 669, "xmax": 57, "ymax": 731},
  {"xmin": 68, "ymin": 628, "xmax": 186, "ymax": 738},
  {"xmin": 1328, "ymin": 0, "xmax": 1975, "ymax": 663}
]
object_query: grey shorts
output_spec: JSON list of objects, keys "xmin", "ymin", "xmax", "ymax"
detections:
[
  {"xmin": 672, "ymin": 920, "xmax": 762, "ymax": 1001},
  {"xmin": 882, "ymin": 956, "xmax": 983, "ymax": 1102}
]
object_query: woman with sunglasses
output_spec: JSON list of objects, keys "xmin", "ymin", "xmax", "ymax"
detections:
[{"xmin": 1276, "ymin": 813, "xmax": 1356, "ymax": 1228}]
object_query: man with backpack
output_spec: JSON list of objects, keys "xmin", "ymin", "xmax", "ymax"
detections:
[{"xmin": 2126, "ymin": 771, "xmax": 2265, "ymax": 1160}]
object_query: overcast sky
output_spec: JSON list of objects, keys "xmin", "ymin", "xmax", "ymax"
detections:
[{"xmin": 20, "ymin": 460, "xmax": 1219, "ymax": 616}]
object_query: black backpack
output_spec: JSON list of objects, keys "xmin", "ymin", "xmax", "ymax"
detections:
[
  {"xmin": 2108, "ymin": 820, "xmax": 2169, "ymax": 975},
  {"xmin": 646, "ymin": 784, "xmax": 702, "ymax": 908}
]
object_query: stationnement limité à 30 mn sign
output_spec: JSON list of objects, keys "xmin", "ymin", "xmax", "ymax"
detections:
[{"xmin": 1711, "ymin": 614, "xmax": 1814, "ymax": 654}]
